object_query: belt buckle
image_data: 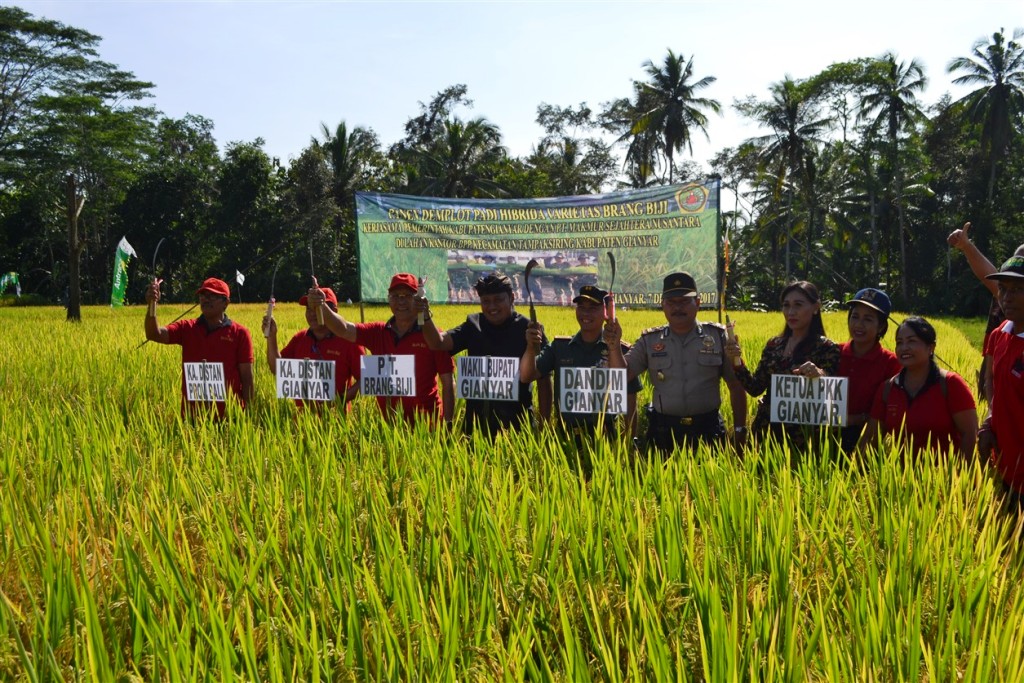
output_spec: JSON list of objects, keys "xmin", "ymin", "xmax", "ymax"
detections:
[{"xmin": 680, "ymin": 417, "xmax": 693, "ymax": 426}]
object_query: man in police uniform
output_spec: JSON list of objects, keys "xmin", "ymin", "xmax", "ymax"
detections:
[
  {"xmin": 605, "ymin": 272, "xmax": 747, "ymax": 453},
  {"xmin": 522, "ymin": 284, "xmax": 642, "ymax": 437}
]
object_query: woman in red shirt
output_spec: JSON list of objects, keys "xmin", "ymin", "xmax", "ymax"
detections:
[
  {"xmin": 837, "ymin": 288, "xmax": 902, "ymax": 452},
  {"xmin": 859, "ymin": 317, "xmax": 977, "ymax": 458}
]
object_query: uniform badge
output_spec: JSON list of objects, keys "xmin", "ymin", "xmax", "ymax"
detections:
[
  {"xmin": 700, "ymin": 335, "xmax": 717, "ymax": 354},
  {"xmin": 653, "ymin": 342, "xmax": 665, "ymax": 352}
]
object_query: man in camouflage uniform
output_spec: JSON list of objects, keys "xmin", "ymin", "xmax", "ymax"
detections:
[{"xmin": 605, "ymin": 272, "xmax": 747, "ymax": 453}]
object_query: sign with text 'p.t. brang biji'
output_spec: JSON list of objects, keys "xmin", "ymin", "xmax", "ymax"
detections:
[
  {"xmin": 559, "ymin": 367, "xmax": 627, "ymax": 414},
  {"xmin": 456, "ymin": 356, "xmax": 520, "ymax": 401},
  {"xmin": 360, "ymin": 355, "xmax": 416, "ymax": 397},
  {"xmin": 769, "ymin": 374, "xmax": 849, "ymax": 427},
  {"xmin": 275, "ymin": 358, "xmax": 336, "ymax": 402},
  {"xmin": 183, "ymin": 362, "xmax": 226, "ymax": 402}
]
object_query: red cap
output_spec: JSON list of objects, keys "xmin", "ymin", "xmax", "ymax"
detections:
[
  {"xmin": 299, "ymin": 287, "xmax": 337, "ymax": 307},
  {"xmin": 196, "ymin": 277, "xmax": 230, "ymax": 299},
  {"xmin": 389, "ymin": 273, "xmax": 419, "ymax": 292}
]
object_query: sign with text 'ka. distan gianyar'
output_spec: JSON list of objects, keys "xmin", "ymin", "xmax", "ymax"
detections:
[{"xmin": 355, "ymin": 181, "xmax": 720, "ymax": 307}]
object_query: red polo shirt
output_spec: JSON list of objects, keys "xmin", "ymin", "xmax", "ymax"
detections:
[
  {"xmin": 167, "ymin": 316, "xmax": 254, "ymax": 415},
  {"xmin": 870, "ymin": 369, "xmax": 975, "ymax": 454},
  {"xmin": 281, "ymin": 329, "xmax": 365, "ymax": 409},
  {"xmin": 355, "ymin": 319, "xmax": 454, "ymax": 422},
  {"xmin": 984, "ymin": 321, "xmax": 1024, "ymax": 492},
  {"xmin": 839, "ymin": 341, "xmax": 902, "ymax": 417}
]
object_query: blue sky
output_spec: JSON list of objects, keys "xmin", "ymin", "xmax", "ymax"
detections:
[{"xmin": 15, "ymin": 1, "xmax": 1024, "ymax": 171}]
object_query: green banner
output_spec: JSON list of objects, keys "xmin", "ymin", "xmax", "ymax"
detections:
[
  {"xmin": 0, "ymin": 272, "xmax": 19, "ymax": 296},
  {"xmin": 110, "ymin": 236, "xmax": 136, "ymax": 307},
  {"xmin": 355, "ymin": 181, "xmax": 720, "ymax": 306}
]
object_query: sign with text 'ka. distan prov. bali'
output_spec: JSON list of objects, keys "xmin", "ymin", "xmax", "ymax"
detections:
[
  {"xmin": 355, "ymin": 181, "xmax": 720, "ymax": 307},
  {"xmin": 183, "ymin": 362, "xmax": 226, "ymax": 403}
]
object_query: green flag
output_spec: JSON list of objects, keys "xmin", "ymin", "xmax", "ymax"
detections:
[
  {"xmin": 110, "ymin": 236, "xmax": 136, "ymax": 307},
  {"xmin": 0, "ymin": 272, "xmax": 19, "ymax": 296}
]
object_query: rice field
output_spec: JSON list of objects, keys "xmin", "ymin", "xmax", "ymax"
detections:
[{"xmin": 1, "ymin": 302, "xmax": 1022, "ymax": 681}]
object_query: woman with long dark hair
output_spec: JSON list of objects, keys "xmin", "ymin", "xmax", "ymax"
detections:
[
  {"xmin": 725, "ymin": 281, "xmax": 841, "ymax": 451},
  {"xmin": 858, "ymin": 317, "xmax": 977, "ymax": 458}
]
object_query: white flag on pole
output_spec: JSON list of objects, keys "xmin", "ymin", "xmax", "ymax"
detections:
[{"xmin": 236, "ymin": 270, "xmax": 245, "ymax": 286}]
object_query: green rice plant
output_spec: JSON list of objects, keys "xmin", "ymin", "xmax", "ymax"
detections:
[{"xmin": 0, "ymin": 303, "xmax": 1021, "ymax": 681}]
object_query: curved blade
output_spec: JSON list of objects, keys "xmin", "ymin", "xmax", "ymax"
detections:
[
  {"xmin": 151, "ymin": 237, "xmax": 166, "ymax": 277},
  {"xmin": 524, "ymin": 258, "xmax": 539, "ymax": 323}
]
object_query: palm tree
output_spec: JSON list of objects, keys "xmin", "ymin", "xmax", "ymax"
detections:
[
  {"xmin": 629, "ymin": 50, "xmax": 720, "ymax": 184},
  {"xmin": 859, "ymin": 53, "xmax": 927, "ymax": 302},
  {"xmin": 314, "ymin": 121, "xmax": 381, "ymax": 207},
  {"xmin": 407, "ymin": 116, "xmax": 507, "ymax": 198},
  {"xmin": 947, "ymin": 27, "xmax": 1024, "ymax": 205},
  {"xmin": 736, "ymin": 77, "xmax": 829, "ymax": 281}
]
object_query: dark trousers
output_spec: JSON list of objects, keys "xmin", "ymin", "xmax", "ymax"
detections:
[{"xmin": 645, "ymin": 407, "xmax": 724, "ymax": 454}]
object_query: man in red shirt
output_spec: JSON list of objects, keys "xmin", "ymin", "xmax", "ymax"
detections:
[
  {"xmin": 264, "ymin": 286, "xmax": 364, "ymax": 409},
  {"xmin": 145, "ymin": 277, "xmax": 254, "ymax": 417},
  {"xmin": 982, "ymin": 256, "xmax": 1024, "ymax": 503},
  {"xmin": 307, "ymin": 273, "xmax": 454, "ymax": 425}
]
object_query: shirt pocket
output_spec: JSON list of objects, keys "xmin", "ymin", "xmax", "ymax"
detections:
[
  {"xmin": 697, "ymin": 350, "xmax": 723, "ymax": 368},
  {"xmin": 649, "ymin": 354, "xmax": 673, "ymax": 373}
]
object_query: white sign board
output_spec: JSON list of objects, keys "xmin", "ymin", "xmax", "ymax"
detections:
[
  {"xmin": 183, "ymin": 362, "xmax": 226, "ymax": 402},
  {"xmin": 276, "ymin": 358, "xmax": 336, "ymax": 402},
  {"xmin": 360, "ymin": 355, "xmax": 416, "ymax": 397},
  {"xmin": 769, "ymin": 374, "xmax": 848, "ymax": 427},
  {"xmin": 559, "ymin": 367, "xmax": 627, "ymax": 414},
  {"xmin": 456, "ymin": 356, "xmax": 520, "ymax": 401}
]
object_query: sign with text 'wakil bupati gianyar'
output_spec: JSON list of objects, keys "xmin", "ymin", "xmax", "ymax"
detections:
[{"xmin": 355, "ymin": 181, "xmax": 720, "ymax": 307}]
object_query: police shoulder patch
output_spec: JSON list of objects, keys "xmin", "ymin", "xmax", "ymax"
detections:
[{"xmin": 640, "ymin": 325, "xmax": 665, "ymax": 337}]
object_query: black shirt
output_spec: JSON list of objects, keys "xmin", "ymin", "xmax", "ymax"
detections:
[{"xmin": 449, "ymin": 311, "xmax": 539, "ymax": 434}]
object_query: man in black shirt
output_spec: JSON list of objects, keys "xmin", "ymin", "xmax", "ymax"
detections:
[{"xmin": 420, "ymin": 273, "xmax": 551, "ymax": 434}]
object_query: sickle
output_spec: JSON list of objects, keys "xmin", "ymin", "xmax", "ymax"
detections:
[
  {"xmin": 309, "ymin": 244, "xmax": 324, "ymax": 325},
  {"xmin": 606, "ymin": 251, "xmax": 616, "ymax": 321},
  {"xmin": 148, "ymin": 237, "xmax": 166, "ymax": 317},
  {"xmin": 524, "ymin": 259, "xmax": 539, "ymax": 323}
]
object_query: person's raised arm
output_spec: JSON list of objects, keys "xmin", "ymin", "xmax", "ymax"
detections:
[
  {"xmin": 416, "ymin": 296, "xmax": 455, "ymax": 351},
  {"xmin": 308, "ymin": 288, "xmax": 358, "ymax": 342},
  {"xmin": 520, "ymin": 321, "xmax": 545, "ymax": 383},
  {"xmin": 264, "ymin": 315, "xmax": 279, "ymax": 374},
  {"xmin": 948, "ymin": 221, "xmax": 998, "ymax": 296},
  {"xmin": 144, "ymin": 280, "xmax": 170, "ymax": 343}
]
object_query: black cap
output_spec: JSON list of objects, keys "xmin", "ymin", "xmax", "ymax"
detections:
[
  {"xmin": 986, "ymin": 255, "xmax": 1024, "ymax": 281},
  {"xmin": 573, "ymin": 285, "xmax": 608, "ymax": 305},
  {"xmin": 662, "ymin": 272, "xmax": 698, "ymax": 297},
  {"xmin": 474, "ymin": 274, "xmax": 513, "ymax": 294},
  {"xmin": 846, "ymin": 288, "xmax": 892, "ymax": 318}
]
